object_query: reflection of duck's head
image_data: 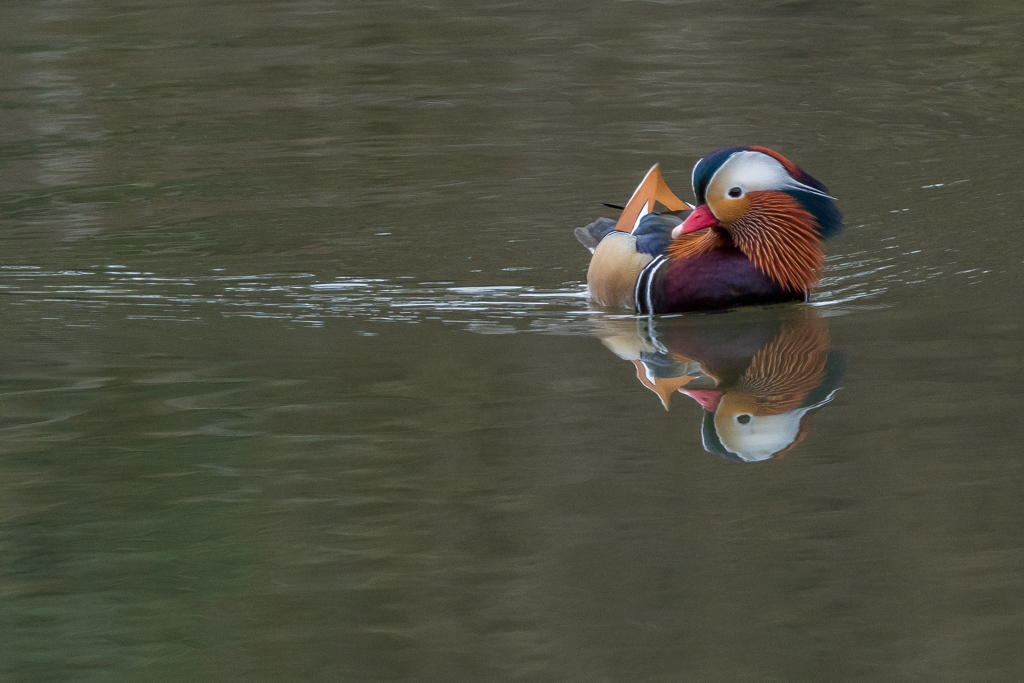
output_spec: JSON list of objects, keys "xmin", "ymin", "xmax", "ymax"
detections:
[
  {"xmin": 690, "ymin": 315, "xmax": 844, "ymax": 462},
  {"xmin": 703, "ymin": 389, "xmax": 832, "ymax": 462}
]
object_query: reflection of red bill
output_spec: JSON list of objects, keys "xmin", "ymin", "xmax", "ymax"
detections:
[{"xmin": 682, "ymin": 389, "xmax": 722, "ymax": 412}]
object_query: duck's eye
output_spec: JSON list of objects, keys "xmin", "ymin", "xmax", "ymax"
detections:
[
  {"xmin": 728, "ymin": 187, "xmax": 743, "ymax": 198},
  {"xmin": 736, "ymin": 414, "xmax": 752, "ymax": 425}
]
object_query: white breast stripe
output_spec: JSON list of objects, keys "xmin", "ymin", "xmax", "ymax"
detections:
[
  {"xmin": 645, "ymin": 257, "xmax": 668, "ymax": 315},
  {"xmin": 634, "ymin": 256, "xmax": 663, "ymax": 314},
  {"xmin": 633, "ymin": 258, "xmax": 652, "ymax": 313},
  {"xmin": 634, "ymin": 255, "xmax": 668, "ymax": 315}
]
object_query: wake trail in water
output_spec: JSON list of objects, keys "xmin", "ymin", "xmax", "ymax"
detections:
[
  {"xmin": 0, "ymin": 254, "xmax": 921, "ymax": 333},
  {"xmin": 0, "ymin": 267, "xmax": 602, "ymax": 334}
]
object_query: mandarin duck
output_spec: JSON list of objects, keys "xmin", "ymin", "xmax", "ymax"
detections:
[
  {"xmin": 575, "ymin": 146, "xmax": 842, "ymax": 313},
  {"xmin": 595, "ymin": 309, "xmax": 844, "ymax": 462}
]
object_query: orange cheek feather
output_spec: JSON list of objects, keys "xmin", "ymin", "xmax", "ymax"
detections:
[
  {"xmin": 727, "ymin": 191, "xmax": 825, "ymax": 292},
  {"xmin": 707, "ymin": 194, "xmax": 750, "ymax": 224}
]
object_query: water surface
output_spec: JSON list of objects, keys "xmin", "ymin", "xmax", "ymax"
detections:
[{"xmin": 2, "ymin": 1, "xmax": 1024, "ymax": 681}]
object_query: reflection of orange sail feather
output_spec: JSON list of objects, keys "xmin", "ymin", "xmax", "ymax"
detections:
[
  {"xmin": 613, "ymin": 164, "xmax": 692, "ymax": 233},
  {"xmin": 631, "ymin": 361, "xmax": 695, "ymax": 410}
]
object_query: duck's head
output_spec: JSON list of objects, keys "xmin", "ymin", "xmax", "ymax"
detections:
[{"xmin": 670, "ymin": 146, "xmax": 842, "ymax": 292}]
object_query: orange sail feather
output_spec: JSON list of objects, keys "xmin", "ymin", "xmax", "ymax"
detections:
[{"xmin": 612, "ymin": 164, "xmax": 692, "ymax": 233}]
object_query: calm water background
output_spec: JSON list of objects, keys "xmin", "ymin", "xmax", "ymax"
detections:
[{"xmin": 1, "ymin": 1, "xmax": 1023, "ymax": 681}]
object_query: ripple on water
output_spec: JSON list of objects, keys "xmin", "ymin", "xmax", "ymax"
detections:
[
  {"xmin": 2, "ymin": 250, "xmax": 994, "ymax": 331},
  {"xmin": 0, "ymin": 268, "xmax": 597, "ymax": 334}
]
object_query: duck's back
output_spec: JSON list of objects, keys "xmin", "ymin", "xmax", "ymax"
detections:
[
  {"xmin": 586, "ymin": 231, "xmax": 653, "ymax": 309},
  {"xmin": 578, "ymin": 214, "xmax": 681, "ymax": 309}
]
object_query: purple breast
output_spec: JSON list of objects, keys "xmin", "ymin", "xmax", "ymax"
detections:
[{"xmin": 649, "ymin": 247, "xmax": 804, "ymax": 313}]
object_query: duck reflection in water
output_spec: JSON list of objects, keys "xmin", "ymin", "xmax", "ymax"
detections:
[{"xmin": 596, "ymin": 309, "xmax": 844, "ymax": 463}]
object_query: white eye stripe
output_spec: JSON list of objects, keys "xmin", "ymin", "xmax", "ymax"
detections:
[
  {"xmin": 709, "ymin": 150, "xmax": 835, "ymax": 200},
  {"xmin": 784, "ymin": 178, "xmax": 835, "ymax": 199}
]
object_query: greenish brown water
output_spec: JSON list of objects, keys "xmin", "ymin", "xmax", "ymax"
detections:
[{"xmin": 2, "ymin": 1, "xmax": 1024, "ymax": 681}]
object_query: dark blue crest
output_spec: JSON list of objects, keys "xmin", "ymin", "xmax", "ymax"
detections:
[{"xmin": 691, "ymin": 146, "xmax": 746, "ymax": 204}]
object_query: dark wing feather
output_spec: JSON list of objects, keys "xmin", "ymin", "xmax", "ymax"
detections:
[
  {"xmin": 633, "ymin": 212, "xmax": 687, "ymax": 256},
  {"xmin": 574, "ymin": 217, "xmax": 618, "ymax": 253}
]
